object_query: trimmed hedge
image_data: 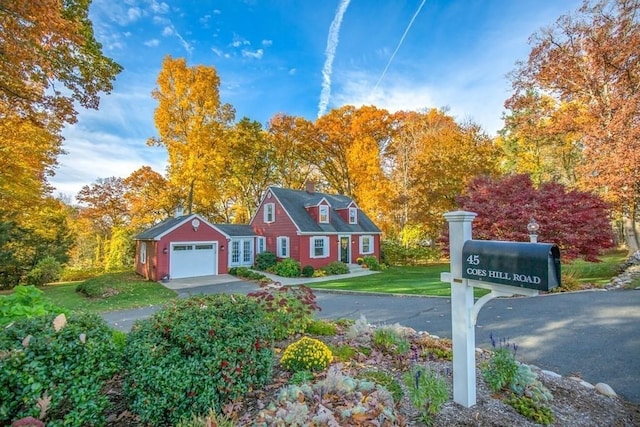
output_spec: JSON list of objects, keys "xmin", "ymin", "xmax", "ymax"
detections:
[{"xmin": 124, "ymin": 294, "xmax": 275, "ymax": 425}]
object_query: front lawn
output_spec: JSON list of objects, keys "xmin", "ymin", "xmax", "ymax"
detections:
[
  {"xmin": 41, "ymin": 271, "xmax": 176, "ymax": 313},
  {"xmin": 308, "ymin": 264, "xmax": 490, "ymax": 297}
]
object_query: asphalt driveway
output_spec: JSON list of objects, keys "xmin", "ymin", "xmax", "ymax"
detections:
[{"xmin": 101, "ymin": 280, "xmax": 640, "ymax": 404}]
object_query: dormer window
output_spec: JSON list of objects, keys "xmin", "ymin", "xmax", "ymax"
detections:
[
  {"xmin": 264, "ymin": 203, "xmax": 275, "ymax": 223},
  {"xmin": 319, "ymin": 205, "xmax": 329, "ymax": 223},
  {"xmin": 349, "ymin": 207, "xmax": 357, "ymax": 224}
]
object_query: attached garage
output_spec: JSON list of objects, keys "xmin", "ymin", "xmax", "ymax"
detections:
[
  {"xmin": 170, "ymin": 242, "xmax": 218, "ymax": 278},
  {"xmin": 134, "ymin": 213, "xmax": 231, "ymax": 282}
]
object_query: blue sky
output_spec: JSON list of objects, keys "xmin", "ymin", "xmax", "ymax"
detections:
[{"xmin": 52, "ymin": 0, "xmax": 582, "ymax": 200}]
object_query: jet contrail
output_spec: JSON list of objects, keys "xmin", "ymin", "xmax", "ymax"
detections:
[
  {"xmin": 318, "ymin": 0, "xmax": 351, "ymax": 118},
  {"xmin": 373, "ymin": 0, "xmax": 427, "ymax": 93}
]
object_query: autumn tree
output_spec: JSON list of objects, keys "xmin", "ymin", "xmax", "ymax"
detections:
[
  {"xmin": 387, "ymin": 109, "xmax": 500, "ymax": 240},
  {"xmin": 455, "ymin": 174, "xmax": 615, "ymax": 261},
  {"xmin": 76, "ymin": 177, "xmax": 129, "ymax": 237},
  {"xmin": 223, "ymin": 118, "xmax": 277, "ymax": 223},
  {"xmin": 506, "ymin": 0, "xmax": 640, "ymax": 252},
  {"xmin": 499, "ymin": 91, "xmax": 583, "ymax": 186},
  {"xmin": 149, "ymin": 56, "xmax": 235, "ymax": 216},
  {"xmin": 124, "ymin": 166, "xmax": 178, "ymax": 232},
  {"xmin": 312, "ymin": 105, "xmax": 394, "ymax": 227},
  {"xmin": 267, "ymin": 113, "xmax": 318, "ymax": 189}
]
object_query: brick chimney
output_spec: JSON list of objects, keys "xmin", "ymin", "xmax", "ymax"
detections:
[{"xmin": 305, "ymin": 180, "xmax": 315, "ymax": 193}]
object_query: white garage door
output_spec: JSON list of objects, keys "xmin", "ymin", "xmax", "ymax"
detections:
[{"xmin": 170, "ymin": 242, "xmax": 217, "ymax": 279}]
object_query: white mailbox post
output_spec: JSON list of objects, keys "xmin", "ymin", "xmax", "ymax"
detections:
[{"xmin": 441, "ymin": 211, "xmax": 551, "ymax": 408}]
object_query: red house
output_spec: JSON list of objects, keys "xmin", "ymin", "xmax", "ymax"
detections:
[
  {"xmin": 134, "ymin": 186, "xmax": 381, "ymax": 281},
  {"xmin": 249, "ymin": 185, "xmax": 382, "ymax": 270}
]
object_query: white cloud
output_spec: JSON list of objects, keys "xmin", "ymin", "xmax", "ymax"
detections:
[
  {"xmin": 144, "ymin": 39, "xmax": 160, "ymax": 47},
  {"xmin": 318, "ymin": 0, "xmax": 351, "ymax": 117},
  {"xmin": 289, "ymin": 68, "xmax": 297, "ymax": 75},
  {"xmin": 211, "ymin": 47, "xmax": 223, "ymax": 57},
  {"xmin": 262, "ymin": 39, "xmax": 273, "ymax": 47},
  {"xmin": 162, "ymin": 26, "xmax": 173, "ymax": 36},
  {"xmin": 149, "ymin": 0, "xmax": 169, "ymax": 14},
  {"xmin": 127, "ymin": 7, "xmax": 142, "ymax": 22},
  {"xmin": 242, "ymin": 49, "xmax": 263, "ymax": 59}
]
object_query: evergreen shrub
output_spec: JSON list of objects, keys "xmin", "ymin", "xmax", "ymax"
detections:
[
  {"xmin": 124, "ymin": 294, "xmax": 274, "ymax": 425},
  {"xmin": 0, "ymin": 313, "xmax": 122, "ymax": 426},
  {"xmin": 25, "ymin": 256, "xmax": 62, "ymax": 286},
  {"xmin": 254, "ymin": 251, "xmax": 277, "ymax": 271}
]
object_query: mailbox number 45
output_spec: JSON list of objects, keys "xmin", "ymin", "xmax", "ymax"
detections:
[{"xmin": 466, "ymin": 254, "xmax": 480, "ymax": 265}]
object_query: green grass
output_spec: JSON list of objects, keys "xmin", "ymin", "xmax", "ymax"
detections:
[
  {"xmin": 564, "ymin": 249, "xmax": 628, "ymax": 286},
  {"xmin": 308, "ymin": 264, "xmax": 489, "ymax": 297},
  {"xmin": 41, "ymin": 271, "xmax": 177, "ymax": 313}
]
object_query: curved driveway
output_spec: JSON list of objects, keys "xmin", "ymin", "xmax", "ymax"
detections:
[{"xmin": 102, "ymin": 286, "xmax": 640, "ymax": 404}]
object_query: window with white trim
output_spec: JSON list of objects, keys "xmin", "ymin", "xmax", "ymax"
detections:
[
  {"xmin": 277, "ymin": 236, "xmax": 289, "ymax": 258},
  {"xmin": 310, "ymin": 236, "xmax": 329, "ymax": 258},
  {"xmin": 319, "ymin": 205, "xmax": 329, "ymax": 223},
  {"xmin": 359, "ymin": 235, "xmax": 373, "ymax": 254},
  {"xmin": 256, "ymin": 236, "xmax": 266, "ymax": 254},
  {"xmin": 349, "ymin": 207, "xmax": 358, "ymax": 224},
  {"xmin": 140, "ymin": 242, "xmax": 147, "ymax": 264},
  {"xmin": 264, "ymin": 203, "xmax": 275, "ymax": 223}
]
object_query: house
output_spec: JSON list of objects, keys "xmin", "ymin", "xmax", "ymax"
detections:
[
  {"xmin": 134, "ymin": 185, "xmax": 382, "ymax": 281},
  {"xmin": 250, "ymin": 185, "xmax": 382, "ymax": 270}
]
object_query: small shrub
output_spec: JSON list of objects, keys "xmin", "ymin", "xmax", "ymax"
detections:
[
  {"xmin": 124, "ymin": 294, "xmax": 274, "ymax": 426},
  {"xmin": 247, "ymin": 285, "xmax": 320, "ymax": 340},
  {"xmin": 272, "ymin": 258, "xmax": 301, "ymax": 277},
  {"xmin": 312, "ymin": 269, "xmax": 327, "ymax": 278},
  {"xmin": 511, "ymin": 364, "xmax": 553, "ymax": 404},
  {"xmin": 0, "ymin": 285, "xmax": 66, "ymax": 326},
  {"xmin": 372, "ymin": 327, "xmax": 410, "ymax": 355},
  {"xmin": 362, "ymin": 256, "xmax": 380, "ymax": 271},
  {"xmin": 301, "ymin": 264, "xmax": 315, "ymax": 277},
  {"xmin": 75, "ymin": 272, "xmax": 130, "ymax": 298},
  {"xmin": 228, "ymin": 267, "xmax": 238, "ymax": 275},
  {"xmin": 356, "ymin": 257, "xmax": 364, "ymax": 265},
  {"xmin": 254, "ymin": 251, "xmax": 277, "ymax": 271},
  {"xmin": 321, "ymin": 261, "xmax": 349, "ymax": 275},
  {"xmin": 25, "ymin": 256, "xmax": 62, "ymax": 286},
  {"xmin": 403, "ymin": 365, "xmax": 449, "ymax": 425},
  {"xmin": 0, "ymin": 313, "xmax": 122, "ymax": 426},
  {"xmin": 554, "ymin": 270, "xmax": 582, "ymax": 292},
  {"xmin": 346, "ymin": 314, "xmax": 372, "ymax": 341},
  {"xmin": 329, "ymin": 344, "xmax": 357, "ymax": 362},
  {"xmin": 281, "ymin": 337, "xmax": 333, "ymax": 373},
  {"xmin": 416, "ymin": 335, "xmax": 453, "ymax": 361},
  {"xmin": 358, "ymin": 370, "xmax": 404, "ymax": 404},
  {"xmin": 290, "ymin": 370, "xmax": 315, "ymax": 385},
  {"xmin": 506, "ymin": 395, "xmax": 555, "ymax": 425},
  {"xmin": 305, "ymin": 319, "xmax": 337, "ymax": 336},
  {"xmin": 482, "ymin": 334, "xmax": 520, "ymax": 393}
]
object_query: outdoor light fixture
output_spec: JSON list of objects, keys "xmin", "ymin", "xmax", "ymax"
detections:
[
  {"xmin": 527, "ymin": 217, "xmax": 540, "ymax": 243},
  {"xmin": 163, "ymin": 247, "xmax": 168, "ymax": 254},
  {"xmin": 220, "ymin": 245, "xmax": 225, "ymax": 251}
]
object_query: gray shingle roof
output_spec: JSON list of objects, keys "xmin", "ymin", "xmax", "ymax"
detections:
[
  {"xmin": 134, "ymin": 215, "xmax": 191, "ymax": 240},
  {"xmin": 215, "ymin": 224, "xmax": 256, "ymax": 237},
  {"xmin": 268, "ymin": 186, "xmax": 381, "ymax": 234}
]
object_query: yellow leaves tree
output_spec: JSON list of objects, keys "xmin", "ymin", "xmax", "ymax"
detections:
[
  {"xmin": 148, "ymin": 56, "xmax": 235, "ymax": 215},
  {"xmin": 387, "ymin": 109, "xmax": 500, "ymax": 239}
]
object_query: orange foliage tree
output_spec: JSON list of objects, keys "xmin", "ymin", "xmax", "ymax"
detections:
[{"xmin": 506, "ymin": 0, "xmax": 640, "ymax": 251}]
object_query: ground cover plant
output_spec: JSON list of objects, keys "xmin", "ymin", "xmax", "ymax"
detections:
[{"xmin": 0, "ymin": 313, "xmax": 123, "ymax": 426}]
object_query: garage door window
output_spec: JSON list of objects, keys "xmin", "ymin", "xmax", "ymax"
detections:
[
  {"xmin": 173, "ymin": 245, "xmax": 193, "ymax": 251},
  {"xmin": 195, "ymin": 244, "xmax": 214, "ymax": 250}
]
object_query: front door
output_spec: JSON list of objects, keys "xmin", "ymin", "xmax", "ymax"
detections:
[{"xmin": 339, "ymin": 236, "xmax": 350, "ymax": 263}]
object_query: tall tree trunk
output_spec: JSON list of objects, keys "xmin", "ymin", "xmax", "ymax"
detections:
[
  {"xmin": 623, "ymin": 201, "xmax": 640, "ymax": 254},
  {"xmin": 187, "ymin": 179, "xmax": 195, "ymax": 215}
]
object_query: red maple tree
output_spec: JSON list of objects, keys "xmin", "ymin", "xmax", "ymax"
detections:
[{"xmin": 452, "ymin": 174, "xmax": 615, "ymax": 261}]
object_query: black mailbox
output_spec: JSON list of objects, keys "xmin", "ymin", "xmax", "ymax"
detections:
[{"xmin": 462, "ymin": 240, "xmax": 561, "ymax": 291}]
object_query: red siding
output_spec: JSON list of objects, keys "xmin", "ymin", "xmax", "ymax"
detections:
[
  {"xmin": 135, "ymin": 218, "xmax": 229, "ymax": 281},
  {"xmin": 251, "ymin": 193, "xmax": 299, "ymax": 257}
]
